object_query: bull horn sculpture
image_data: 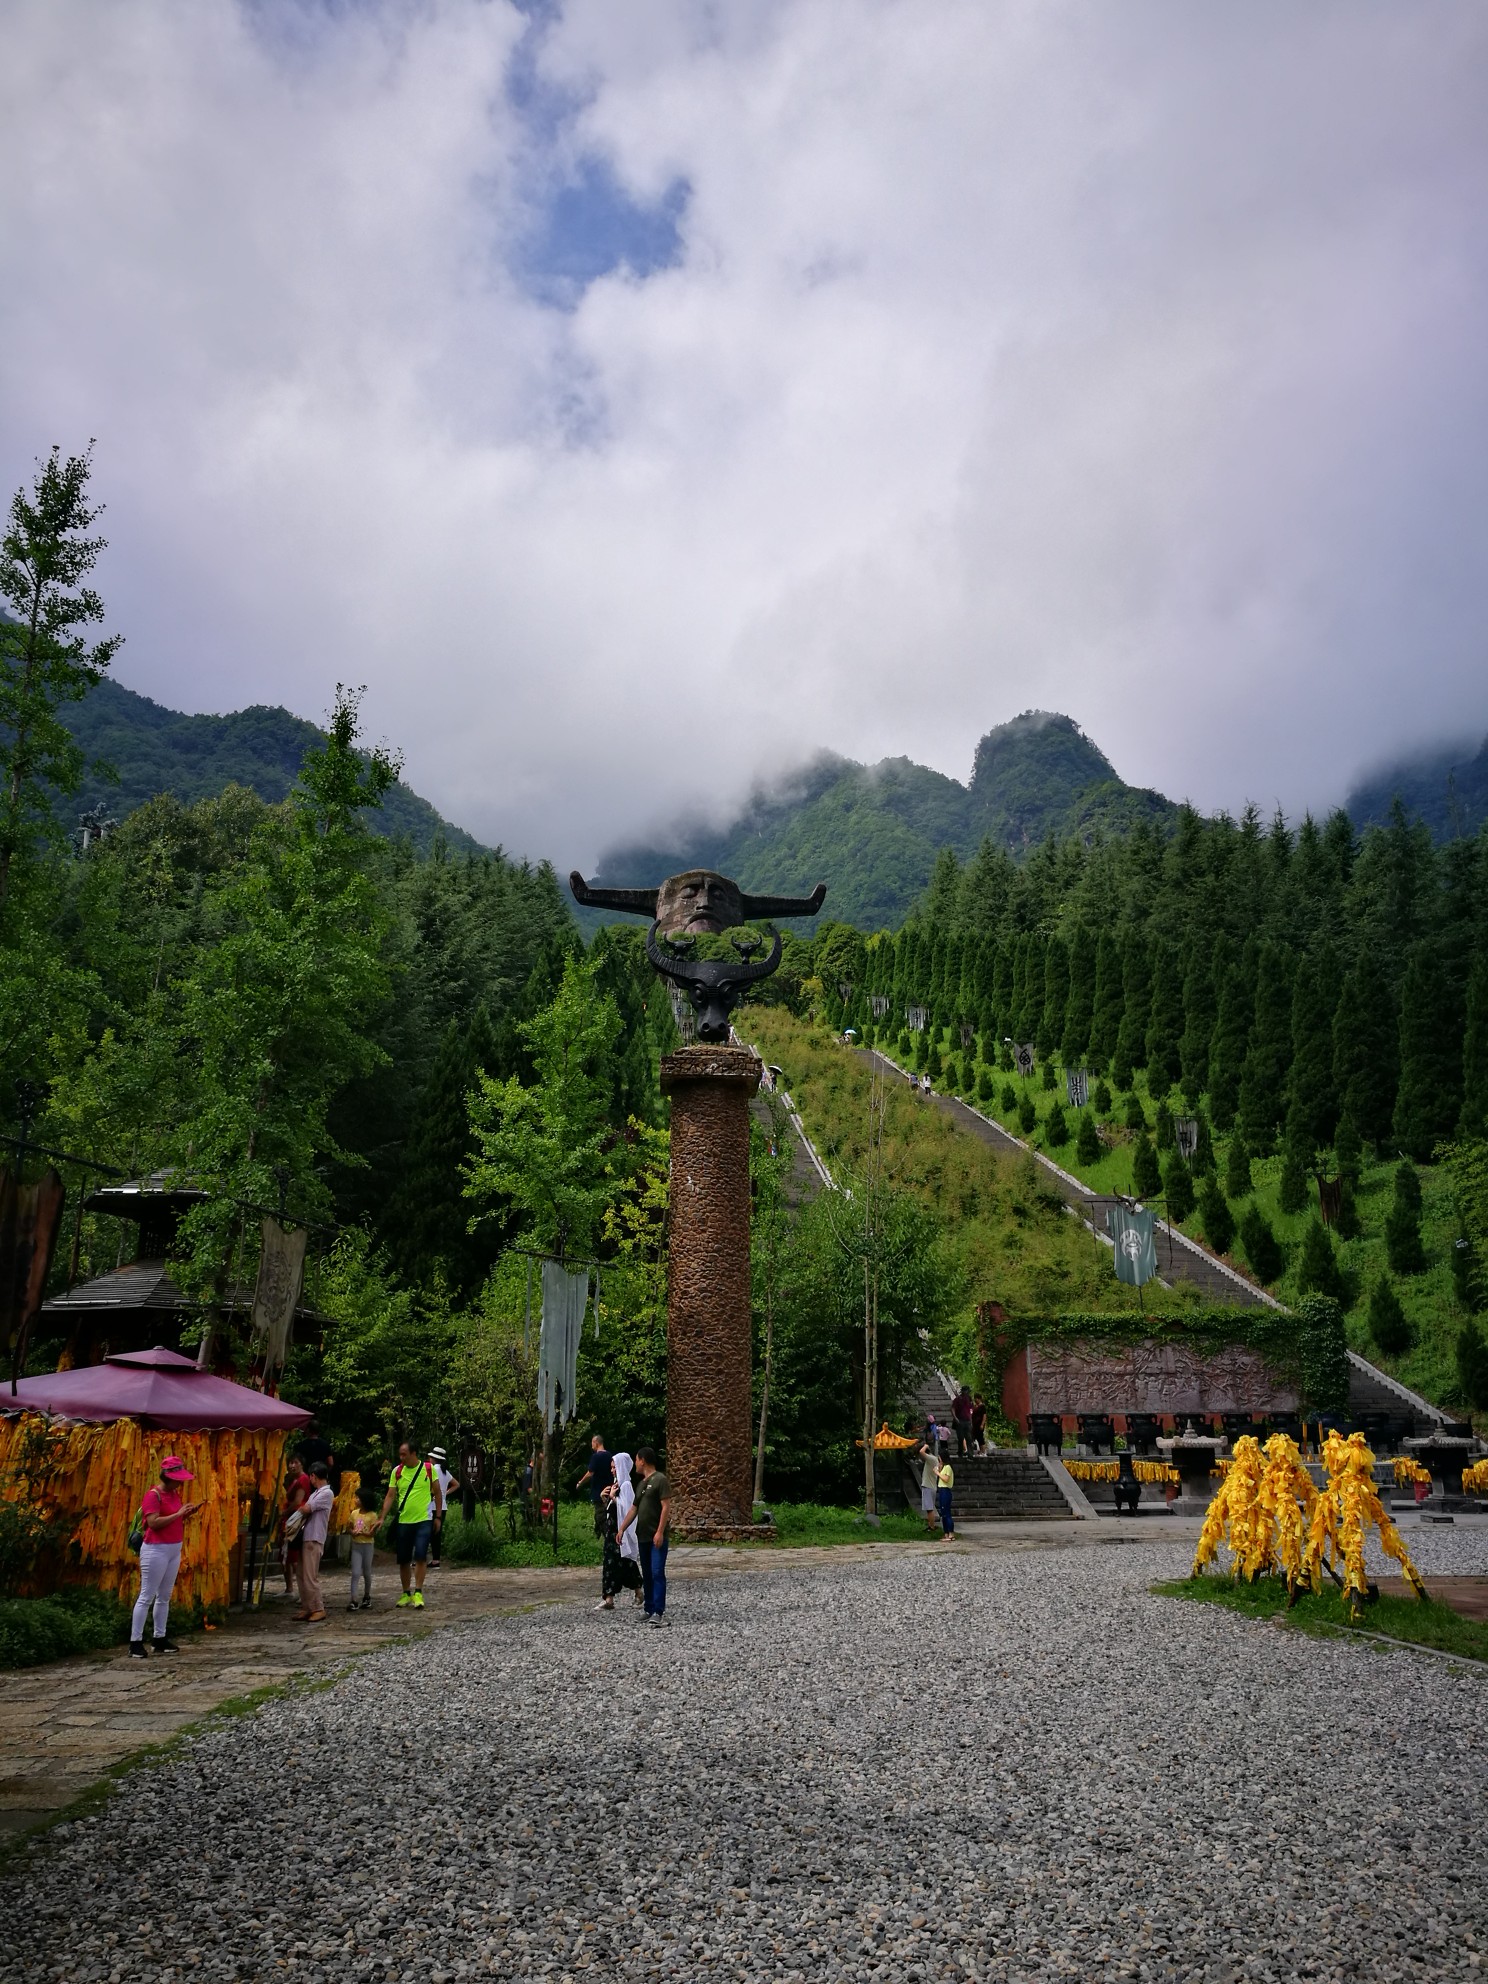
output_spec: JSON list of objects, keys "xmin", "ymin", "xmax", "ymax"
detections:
[{"xmin": 645, "ymin": 923, "xmax": 783, "ymax": 1044}]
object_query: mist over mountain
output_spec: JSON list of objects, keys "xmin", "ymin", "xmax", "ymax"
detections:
[
  {"xmin": 1343, "ymin": 730, "xmax": 1488, "ymax": 841},
  {"xmin": 592, "ymin": 712, "xmax": 1177, "ymax": 928}
]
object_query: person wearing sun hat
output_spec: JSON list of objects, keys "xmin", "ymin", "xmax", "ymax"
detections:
[
  {"xmin": 425, "ymin": 1446, "xmax": 459, "ymax": 1568},
  {"xmin": 130, "ymin": 1455, "xmax": 205, "ymax": 1657}
]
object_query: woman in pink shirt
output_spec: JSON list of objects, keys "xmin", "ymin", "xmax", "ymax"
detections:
[{"xmin": 130, "ymin": 1456, "xmax": 204, "ymax": 1658}]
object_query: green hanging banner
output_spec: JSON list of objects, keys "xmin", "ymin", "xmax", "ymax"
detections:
[{"xmin": 1108, "ymin": 1203, "xmax": 1157, "ymax": 1287}]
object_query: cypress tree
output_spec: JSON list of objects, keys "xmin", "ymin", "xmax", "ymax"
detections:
[
  {"xmin": 1132, "ymin": 1132, "xmax": 1161, "ymax": 1199},
  {"xmin": 1393, "ymin": 938, "xmax": 1464, "ymax": 1160},
  {"xmin": 1208, "ymin": 936, "xmax": 1256, "ymax": 1134},
  {"xmin": 1179, "ymin": 938, "xmax": 1217, "ymax": 1111},
  {"xmin": 1001, "ymin": 1081, "xmax": 1018, "ymax": 1113},
  {"xmin": 1154, "ymin": 1100, "xmax": 1175, "ymax": 1150},
  {"xmin": 1451, "ymin": 1234, "xmax": 1483, "ymax": 1313},
  {"xmin": 925, "ymin": 1040, "xmax": 944, "ymax": 1084},
  {"xmin": 1163, "ymin": 1150, "xmax": 1196, "ymax": 1224},
  {"xmin": 1020, "ymin": 935, "xmax": 1049, "ymax": 1041},
  {"xmin": 976, "ymin": 1068, "xmax": 995, "ymax": 1104},
  {"xmin": 1238, "ymin": 1205, "xmax": 1285, "ymax": 1284},
  {"xmin": 1113, "ymin": 931, "xmax": 1151, "ymax": 1090},
  {"xmin": 1198, "ymin": 1177, "xmax": 1235, "ymax": 1255},
  {"xmin": 1368, "ymin": 1276, "xmax": 1412, "ymax": 1356},
  {"xmin": 1296, "ymin": 1217, "xmax": 1344, "ymax": 1301},
  {"xmin": 1331, "ymin": 956, "xmax": 1398, "ymax": 1151},
  {"xmin": 1007, "ymin": 936, "xmax": 1029, "ymax": 1044},
  {"xmin": 394, "ymin": 1005, "xmax": 507, "ymax": 1297},
  {"xmin": 1334, "ymin": 1178, "xmax": 1361, "ymax": 1240},
  {"xmin": 1238, "ymin": 941, "xmax": 1294, "ymax": 1154},
  {"xmin": 1224, "ymin": 1131, "xmax": 1252, "ymax": 1200},
  {"xmin": 1277, "ymin": 1110, "xmax": 1311, "ymax": 1215},
  {"xmin": 1061, "ymin": 925, "xmax": 1097, "ymax": 1067},
  {"xmin": 1093, "ymin": 1079, "xmax": 1113, "ymax": 1116},
  {"xmin": 1076, "ymin": 1110, "xmax": 1101, "ymax": 1165},
  {"xmin": 991, "ymin": 940, "xmax": 1014, "ymax": 1043},
  {"xmin": 1040, "ymin": 1059, "xmax": 1057, "ymax": 1091},
  {"xmin": 1145, "ymin": 939, "xmax": 1185, "ymax": 1098},
  {"xmin": 1124, "ymin": 1093, "xmax": 1147, "ymax": 1131},
  {"xmin": 1018, "ymin": 1093, "xmax": 1038, "ymax": 1135},
  {"xmin": 1384, "ymin": 1168, "xmax": 1427, "ymax": 1275},
  {"xmin": 1191, "ymin": 1110, "xmax": 1216, "ymax": 1177},
  {"xmin": 1044, "ymin": 1101, "xmax": 1070, "ymax": 1147},
  {"xmin": 1456, "ymin": 1319, "xmax": 1488, "ymax": 1410},
  {"xmin": 1286, "ymin": 948, "xmax": 1339, "ymax": 1149},
  {"xmin": 1038, "ymin": 937, "xmax": 1068, "ymax": 1062},
  {"xmin": 1459, "ymin": 950, "xmax": 1488, "ymax": 1136},
  {"xmin": 1088, "ymin": 929, "xmax": 1124, "ymax": 1072}
]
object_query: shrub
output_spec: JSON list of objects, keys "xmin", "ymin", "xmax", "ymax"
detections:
[
  {"xmin": 1294, "ymin": 1293, "xmax": 1350, "ymax": 1415},
  {"xmin": 1198, "ymin": 1178, "xmax": 1235, "ymax": 1255},
  {"xmin": 976, "ymin": 1069, "xmax": 995, "ymax": 1103},
  {"xmin": 1000, "ymin": 1082, "xmax": 1018, "ymax": 1114},
  {"xmin": 0, "ymin": 1502, "xmax": 61, "ymax": 1599},
  {"xmin": 998, "ymin": 1042, "xmax": 1014, "ymax": 1072},
  {"xmin": 897, "ymin": 1031, "xmax": 911, "ymax": 1060},
  {"xmin": 1132, "ymin": 1132, "xmax": 1162, "ymax": 1199},
  {"xmin": 1457, "ymin": 1319, "xmax": 1488, "ymax": 1410},
  {"xmin": 1238, "ymin": 1205, "xmax": 1285, "ymax": 1284},
  {"xmin": 1385, "ymin": 1196, "xmax": 1427, "ymax": 1276},
  {"xmin": 1017, "ymin": 1094, "xmax": 1038, "ymax": 1135},
  {"xmin": 0, "ymin": 1588, "xmax": 131, "ymax": 1670},
  {"xmin": 1040, "ymin": 1060, "xmax": 1056, "ymax": 1091},
  {"xmin": 1394, "ymin": 1160, "xmax": 1423, "ymax": 1214},
  {"xmin": 1163, "ymin": 1151, "xmax": 1196, "ymax": 1223},
  {"xmin": 1123, "ymin": 1093, "xmax": 1147, "ymax": 1131},
  {"xmin": 1093, "ymin": 1080, "xmax": 1113, "ymax": 1116},
  {"xmin": 1076, "ymin": 1111, "xmax": 1102, "ymax": 1166},
  {"xmin": 1368, "ymin": 1276, "xmax": 1413, "ymax": 1357},
  {"xmin": 1333, "ymin": 1113, "xmax": 1363, "ymax": 1186},
  {"xmin": 1044, "ymin": 1102, "xmax": 1069, "ymax": 1147},
  {"xmin": 1224, "ymin": 1133, "xmax": 1252, "ymax": 1200},
  {"xmin": 1296, "ymin": 1217, "xmax": 1345, "ymax": 1301},
  {"xmin": 1154, "ymin": 1101, "xmax": 1174, "ymax": 1150}
]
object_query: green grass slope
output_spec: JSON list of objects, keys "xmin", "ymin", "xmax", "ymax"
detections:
[{"xmin": 61, "ymin": 678, "xmax": 487, "ymax": 856}]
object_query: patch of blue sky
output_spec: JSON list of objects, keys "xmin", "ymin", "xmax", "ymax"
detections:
[{"xmin": 515, "ymin": 157, "xmax": 690, "ymax": 307}]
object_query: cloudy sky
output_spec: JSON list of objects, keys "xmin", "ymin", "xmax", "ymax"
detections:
[{"xmin": 3, "ymin": 0, "xmax": 1485, "ymax": 865}]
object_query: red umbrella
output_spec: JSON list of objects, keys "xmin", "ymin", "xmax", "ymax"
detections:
[{"xmin": 1, "ymin": 1346, "xmax": 313, "ymax": 1431}]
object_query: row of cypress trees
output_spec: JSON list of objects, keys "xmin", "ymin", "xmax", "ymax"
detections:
[{"xmin": 834, "ymin": 800, "xmax": 1487, "ymax": 1165}]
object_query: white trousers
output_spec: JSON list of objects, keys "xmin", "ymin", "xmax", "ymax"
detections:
[{"xmin": 131, "ymin": 1541, "xmax": 183, "ymax": 1641}]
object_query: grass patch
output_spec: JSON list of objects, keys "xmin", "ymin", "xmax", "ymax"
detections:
[
  {"xmin": 440, "ymin": 1500, "xmax": 604, "ymax": 1569},
  {"xmin": 0, "ymin": 1587, "xmax": 131, "ymax": 1669},
  {"xmin": 754, "ymin": 1501, "xmax": 929, "ymax": 1546},
  {"xmin": 1154, "ymin": 1574, "xmax": 1488, "ymax": 1664}
]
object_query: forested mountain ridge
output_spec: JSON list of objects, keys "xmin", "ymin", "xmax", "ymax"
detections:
[
  {"xmin": 60, "ymin": 677, "xmax": 487, "ymax": 857},
  {"xmin": 594, "ymin": 712, "xmax": 1177, "ymax": 929},
  {"xmin": 1345, "ymin": 730, "xmax": 1488, "ymax": 841}
]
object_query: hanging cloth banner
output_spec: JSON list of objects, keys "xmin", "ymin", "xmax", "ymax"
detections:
[
  {"xmin": 1175, "ymin": 1118, "xmax": 1199, "ymax": 1161},
  {"xmin": 907, "ymin": 1005, "xmax": 928, "ymax": 1033},
  {"xmin": 0, "ymin": 1167, "xmax": 66, "ymax": 1391},
  {"xmin": 1066, "ymin": 1068, "xmax": 1089, "ymax": 1109},
  {"xmin": 1014, "ymin": 1043, "xmax": 1035, "ymax": 1076},
  {"xmin": 537, "ymin": 1258, "xmax": 589, "ymax": 1431},
  {"xmin": 870, "ymin": 996, "xmax": 889, "ymax": 1019},
  {"xmin": 1108, "ymin": 1204, "xmax": 1157, "ymax": 1287},
  {"xmin": 1316, "ymin": 1175, "xmax": 1343, "ymax": 1227},
  {"xmin": 250, "ymin": 1218, "xmax": 308, "ymax": 1389}
]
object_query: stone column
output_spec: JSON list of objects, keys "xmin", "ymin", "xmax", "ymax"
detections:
[{"xmin": 660, "ymin": 1045, "xmax": 761, "ymax": 1532}]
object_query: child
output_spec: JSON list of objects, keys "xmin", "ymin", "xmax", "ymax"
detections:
[
  {"xmin": 936, "ymin": 1453, "xmax": 955, "ymax": 1538},
  {"xmin": 347, "ymin": 1483, "xmax": 380, "ymax": 1611}
]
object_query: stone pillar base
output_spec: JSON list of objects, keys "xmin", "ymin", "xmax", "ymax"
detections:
[{"xmin": 661, "ymin": 1045, "xmax": 761, "ymax": 1529}]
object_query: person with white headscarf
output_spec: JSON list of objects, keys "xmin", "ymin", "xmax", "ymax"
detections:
[{"xmin": 599, "ymin": 1452, "xmax": 644, "ymax": 1610}]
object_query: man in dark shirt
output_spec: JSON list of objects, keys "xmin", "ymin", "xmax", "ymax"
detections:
[
  {"xmin": 952, "ymin": 1385, "xmax": 974, "ymax": 1458},
  {"xmin": 575, "ymin": 1435, "xmax": 614, "ymax": 1538},
  {"xmin": 632, "ymin": 1447, "xmax": 671, "ymax": 1627}
]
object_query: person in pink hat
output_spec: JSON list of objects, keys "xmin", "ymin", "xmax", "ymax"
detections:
[{"xmin": 130, "ymin": 1455, "xmax": 204, "ymax": 1658}]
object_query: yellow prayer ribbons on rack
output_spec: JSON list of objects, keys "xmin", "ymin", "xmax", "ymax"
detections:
[
  {"xmin": 1064, "ymin": 1457, "xmax": 1178, "ymax": 1485},
  {"xmin": 329, "ymin": 1469, "xmax": 361, "ymax": 1534},
  {"xmin": 0, "ymin": 1414, "xmax": 288, "ymax": 1615},
  {"xmin": 1393, "ymin": 1456, "xmax": 1432, "ymax": 1487},
  {"xmin": 1462, "ymin": 1458, "xmax": 1488, "ymax": 1495}
]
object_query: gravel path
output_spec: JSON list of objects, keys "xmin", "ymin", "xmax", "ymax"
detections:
[{"xmin": 7, "ymin": 1536, "xmax": 1485, "ymax": 1984}]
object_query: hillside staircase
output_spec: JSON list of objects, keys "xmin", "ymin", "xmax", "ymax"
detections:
[{"xmin": 898, "ymin": 1368, "xmax": 1075, "ymax": 1521}]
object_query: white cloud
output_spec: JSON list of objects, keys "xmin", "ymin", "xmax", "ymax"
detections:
[{"xmin": 1, "ymin": 0, "xmax": 1484, "ymax": 864}]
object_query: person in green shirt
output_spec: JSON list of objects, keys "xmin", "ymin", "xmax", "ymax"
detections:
[
  {"xmin": 625, "ymin": 1447, "xmax": 671, "ymax": 1626},
  {"xmin": 380, "ymin": 1437, "xmax": 444, "ymax": 1608}
]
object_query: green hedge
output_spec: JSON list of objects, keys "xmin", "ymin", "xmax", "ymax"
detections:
[
  {"xmin": 985, "ymin": 1297, "xmax": 1349, "ymax": 1415},
  {"xmin": 0, "ymin": 1587, "xmax": 132, "ymax": 1669}
]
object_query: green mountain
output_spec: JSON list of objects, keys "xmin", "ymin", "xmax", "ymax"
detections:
[
  {"xmin": 1345, "ymin": 730, "xmax": 1488, "ymax": 840},
  {"xmin": 61, "ymin": 678, "xmax": 486, "ymax": 856},
  {"xmin": 593, "ymin": 712, "xmax": 1177, "ymax": 929}
]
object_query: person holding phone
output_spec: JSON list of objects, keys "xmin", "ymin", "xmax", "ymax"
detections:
[{"xmin": 130, "ymin": 1455, "xmax": 204, "ymax": 1658}]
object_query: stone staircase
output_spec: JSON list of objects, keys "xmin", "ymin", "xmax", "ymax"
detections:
[{"xmin": 897, "ymin": 1368, "xmax": 1076, "ymax": 1520}]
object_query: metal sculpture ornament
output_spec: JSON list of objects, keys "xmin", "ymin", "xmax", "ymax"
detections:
[{"xmin": 570, "ymin": 868, "xmax": 826, "ymax": 1044}]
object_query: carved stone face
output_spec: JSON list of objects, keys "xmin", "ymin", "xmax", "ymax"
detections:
[{"xmin": 655, "ymin": 869, "xmax": 744, "ymax": 937}]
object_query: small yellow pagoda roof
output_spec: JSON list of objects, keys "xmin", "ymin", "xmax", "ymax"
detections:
[{"xmin": 856, "ymin": 1421, "xmax": 921, "ymax": 1451}]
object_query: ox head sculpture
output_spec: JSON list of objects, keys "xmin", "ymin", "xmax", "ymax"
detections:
[{"xmin": 645, "ymin": 925, "xmax": 783, "ymax": 1044}]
